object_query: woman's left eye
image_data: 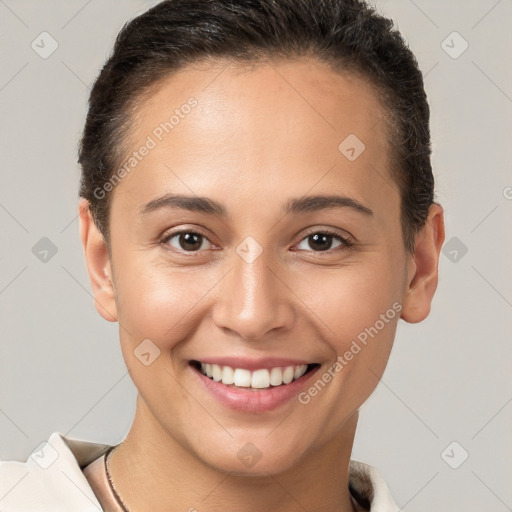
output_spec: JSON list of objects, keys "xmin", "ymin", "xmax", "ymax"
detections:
[{"xmin": 295, "ymin": 231, "xmax": 352, "ymax": 253}]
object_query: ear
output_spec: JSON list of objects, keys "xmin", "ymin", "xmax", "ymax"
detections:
[
  {"xmin": 401, "ymin": 203, "xmax": 445, "ymax": 323},
  {"xmin": 78, "ymin": 198, "xmax": 118, "ymax": 322}
]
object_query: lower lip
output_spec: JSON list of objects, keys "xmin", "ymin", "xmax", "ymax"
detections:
[{"xmin": 191, "ymin": 364, "xmax": 321, "ymax": 413}]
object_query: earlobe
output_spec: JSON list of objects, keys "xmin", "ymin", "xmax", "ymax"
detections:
[
  {"xmin": 400, "ymin": 203, "xmax": 445, "ymax": 324},
  {"xmin": 78, "ymin": 198, "xmax": 118, "ymax": 322}
]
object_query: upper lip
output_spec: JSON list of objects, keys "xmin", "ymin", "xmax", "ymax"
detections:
[{"xmin": 190, "ymin": 357, "xmax": 316, "ymax": 371}]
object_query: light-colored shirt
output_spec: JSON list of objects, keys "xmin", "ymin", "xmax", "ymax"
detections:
[{"xmin": 0, "ymin": 431, "xmax": 400, "ymax": 511}]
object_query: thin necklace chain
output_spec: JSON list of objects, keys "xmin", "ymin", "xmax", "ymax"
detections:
[{"xmin": 104, "ymin": 444, "xmax": 131, "ymax": 512}]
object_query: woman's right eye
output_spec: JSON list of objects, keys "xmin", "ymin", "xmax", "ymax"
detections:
[{"xmin": 162, "ymin": 231, "xmax": 214, "ymax": 253}]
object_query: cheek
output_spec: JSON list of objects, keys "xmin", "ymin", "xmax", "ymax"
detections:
[
  {"xmin": 292, "ymin": 258, "xmax": 403, "ymax": 346},
  {"xmin": 294, "ymin": 268, "xmax": 401, "ymax": 421},
  {"xmin": 290, "ymin": 258, "xmax": 402, "ymax": 405},
  {"xmin": 113, "ymin": 258, "xmax": 217, "ymax": 348}
]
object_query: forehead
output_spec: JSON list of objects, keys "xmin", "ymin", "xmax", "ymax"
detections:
[{"xmin": 112, "ymin": 56, "xmax": 399, "ymax": 223}]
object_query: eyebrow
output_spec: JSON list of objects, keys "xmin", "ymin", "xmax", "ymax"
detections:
[{"xmin": 139, "ymin": 193, "xmax": 374, "ymax": 217}]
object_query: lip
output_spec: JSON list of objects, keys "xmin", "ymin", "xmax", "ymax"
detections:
[{"xmin": 189, "ymin": 360, "xmax": 321, "ymax": 413}]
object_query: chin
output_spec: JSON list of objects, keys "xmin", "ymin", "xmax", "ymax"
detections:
[{"xmin": 195, "ymin": 437, "xmax": 307, "ymax": 477}]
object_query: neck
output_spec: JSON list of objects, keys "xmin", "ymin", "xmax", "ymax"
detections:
[{"xmin": 109, "ymin": 394, "xmax": 359, "ymax": 512}]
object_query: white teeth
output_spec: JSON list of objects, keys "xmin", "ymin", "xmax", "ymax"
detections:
[
  {"xmin": 269, "ymin": 367, "xmax": 283, "ymax": 386},
  {"xmin": 233, "ymin": 368, "xmax": 252, "ymax": 387},
  {"xmin": 221, "ymin": 366, "xmax": 234, "ymax": 385},
  {"xmin": 197, "ymin": 363, "xmax": 309, "ymax": 389},
  {"xmin": 282, "ymin": 366, "xmax": 294, "ymax": 384},
  {"xmin": 251, "ymin": 369, "xmax": 270, "ymax": 388},
  {"xmin": 296, "ymin": 364, "xmax": 309, "ymax": 379},
  {"xmin": 212, "ymin": 364, "xmax": 222, "ymax": 382},
  {"xmin": 294, "ymin": 365, "xmax": 304, "ymax": 379}
]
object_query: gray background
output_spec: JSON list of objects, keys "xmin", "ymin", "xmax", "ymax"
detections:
[{"xmin": 1, "ymin": 1, "xmax": 511, "ymax": 510}]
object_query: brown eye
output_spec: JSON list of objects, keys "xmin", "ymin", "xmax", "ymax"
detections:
[
  {"xmin": 296, "ymin": 230, "xmax": 352, "ymax": 253},
  {"xmin": 163, "ymin": 231, "xmax": 212, "ymax": 252}
]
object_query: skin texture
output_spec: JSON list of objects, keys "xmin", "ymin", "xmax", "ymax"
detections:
[{"xmin": 79, "ymin": 56, "xmax": 445, "ymax": 512}]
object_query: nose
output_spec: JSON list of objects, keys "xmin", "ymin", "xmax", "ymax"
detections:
[{"xmin": 212, "ymin": 243, "xmax": 295, "ymax": 340}]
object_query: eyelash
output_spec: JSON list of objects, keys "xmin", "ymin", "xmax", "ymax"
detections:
[{"xmin": 160, "ymin": 228, "xmax": 353, "ymax": 255}]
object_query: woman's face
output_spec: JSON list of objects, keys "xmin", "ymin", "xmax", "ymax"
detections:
[{"xmin": 92, "ymin": 57, "xmax": 418, "ymax": 474}]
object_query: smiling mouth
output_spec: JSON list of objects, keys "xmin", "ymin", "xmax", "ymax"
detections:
[{"xmin": 190, "ymin": 360, "xmax": 320, "ymax": 390}]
